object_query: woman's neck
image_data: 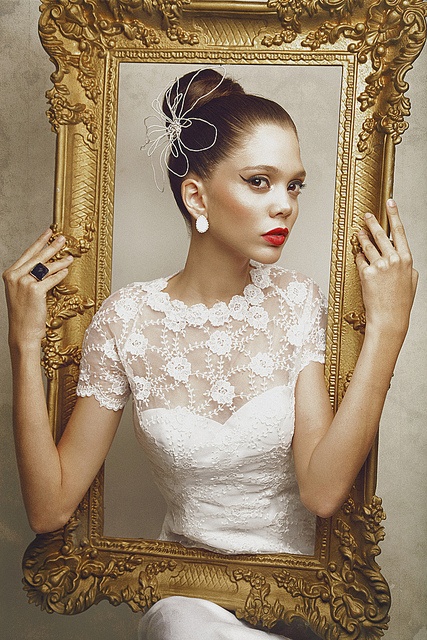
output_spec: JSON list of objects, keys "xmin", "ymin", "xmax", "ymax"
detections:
[{"xmin": 165, "ymin": 233, "xmax": 252, "ymax": 307}]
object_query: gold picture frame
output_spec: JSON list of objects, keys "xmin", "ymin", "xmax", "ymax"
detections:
[{"xmin": 23, "ymin": 1, "xmax": 426, "ymax": 637}]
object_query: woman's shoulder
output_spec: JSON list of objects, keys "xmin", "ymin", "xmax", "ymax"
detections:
[
  {"xmin": 257, "ymin": 263, "xmax": 325, "ymax": 303},
  {"xmin": 90, "ymin": 276, "xmax": 169, "ymax": 326}
]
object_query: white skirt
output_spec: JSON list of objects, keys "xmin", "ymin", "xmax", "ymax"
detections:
[{"xmin": 138, "ymin": 596, "xmax": 287, "ymax": 640}]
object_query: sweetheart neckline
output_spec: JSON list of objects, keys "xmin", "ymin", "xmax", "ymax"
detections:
[{"xmin": 137, "ymin": 384, "xmax": 294, "ymax": 428}]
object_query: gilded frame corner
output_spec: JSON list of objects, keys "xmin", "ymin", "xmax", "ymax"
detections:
[{"xmin": 23, "ymin": 1, "xmax": 426, "ymax": 637}]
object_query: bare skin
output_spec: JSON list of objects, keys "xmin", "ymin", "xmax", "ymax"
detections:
[
  {"xmin": 293, "ymin": 207, "xmax": 418, "ymax": 514},
  {"xmin": 3, "ymin": 124, "xmax": 418, "ymax": 532}
]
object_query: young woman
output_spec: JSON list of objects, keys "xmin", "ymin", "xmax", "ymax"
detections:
[{"xmin": 3, "ymin": 69, "xmax": 418, "ymax": 638}]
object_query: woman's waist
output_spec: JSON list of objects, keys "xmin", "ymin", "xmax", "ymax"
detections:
[{"xmin": 159, "ymin": 498, "xmax": 316, "ymax": 555}]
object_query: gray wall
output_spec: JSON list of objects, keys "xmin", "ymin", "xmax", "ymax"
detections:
[{"xmin": 1, "ymin": 2, "xmax": 426, "ymax": 639}]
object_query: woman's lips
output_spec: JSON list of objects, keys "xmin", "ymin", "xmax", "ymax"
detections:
[{"xmin": 262, "ymin": 227, "xmax": 289, "ymax": 246}]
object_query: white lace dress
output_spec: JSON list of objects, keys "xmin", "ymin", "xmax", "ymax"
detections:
[{"xmin": 76, "ymin": 262, "xmax": 327, "ymax": 638}]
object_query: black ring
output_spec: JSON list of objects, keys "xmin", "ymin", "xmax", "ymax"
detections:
[{"xmin": 30, "ymin": 262, "xmax": 49, "ymax": 282}]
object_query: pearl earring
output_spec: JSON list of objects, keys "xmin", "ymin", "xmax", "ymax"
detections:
[{"xmin": 195, "ymin": 215, "xmax": 209, "ymax": 234}]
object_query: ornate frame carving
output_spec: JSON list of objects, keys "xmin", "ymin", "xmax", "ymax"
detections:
[{"xmin": 24, "ymin": 1, "xmax": 426, "ymax": 637}]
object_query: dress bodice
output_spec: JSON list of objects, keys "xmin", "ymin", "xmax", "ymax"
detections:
[{"xmin": 77, "ymin": 263, "xmax": 327, "ymax": 555}]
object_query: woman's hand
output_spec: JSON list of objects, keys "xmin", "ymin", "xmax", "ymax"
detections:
[
  {"xmin": 356, "ymin": 199, "xmax": 418, "ymax": 339},
  {"xmin": 295, "ymin": 200, "xmax": 418, "ymax": 516},
  {"xmin": 3, "ymin": 229, "xmax": 73, "ymax": 349},
  {"xmin": 3, "ymin": 230, "xmax": 123, "ymax": 534}
]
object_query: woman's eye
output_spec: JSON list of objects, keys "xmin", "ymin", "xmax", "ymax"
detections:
[
  {"xmin": 241, "ymin": 175, "xmax": 270, "ymax": 189},
  {"xmin": 288, "ymin": 180, "xmax": 306, "ymax": 194}
]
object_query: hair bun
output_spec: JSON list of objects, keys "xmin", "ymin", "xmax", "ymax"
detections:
[{"xmin": 162, "ymin": 68, "xmax": 244, "ymax": 120}]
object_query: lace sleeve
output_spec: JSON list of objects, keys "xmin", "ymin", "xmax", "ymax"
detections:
[
  {"xmin": 274, "ymin": 271, "xmax": 327, "ymax": 379},
  {"xmin": 76, "ymin": 293, "xmax": 131, "ymax": 411},
  {"xmin": 298, "ymin": 279, "xmax": 327, "ymax": 373}
]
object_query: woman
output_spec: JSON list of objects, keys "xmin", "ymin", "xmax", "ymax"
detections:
[{"xmin": 3, "ymin": 69, "xmax": 418, "ymax": 638}]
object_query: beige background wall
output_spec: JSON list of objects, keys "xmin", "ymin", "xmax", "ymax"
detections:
[{"xmin": 1, "ymin": 2, "xmax": 426, "ymax": 639}]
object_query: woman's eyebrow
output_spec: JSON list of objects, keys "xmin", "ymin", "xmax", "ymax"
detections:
[
  {"xmin": 240, "ymin": 165, "xmax": 279, "ymax": 173},
  {"xmin": 240, "ymin": 164, "xmax": 306, "ymax": 179}
]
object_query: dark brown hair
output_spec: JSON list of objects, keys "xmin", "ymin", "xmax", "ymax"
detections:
[{"xmin": 162, "ymin": 69, "xmax": 297, "ymax": 224}]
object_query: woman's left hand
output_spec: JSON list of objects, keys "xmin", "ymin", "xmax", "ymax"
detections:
[{"xmin": 356, "ymin": 199, "xmax": 418, "ymax": 339}]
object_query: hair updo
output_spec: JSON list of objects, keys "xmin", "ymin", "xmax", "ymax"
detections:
[{"xmin": 162, "ymin": 68, "xmax": 297, "ymax": 224}]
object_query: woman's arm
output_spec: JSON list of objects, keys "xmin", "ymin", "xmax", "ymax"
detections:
[
  {"xmin": 3, "ymin": 230, "xmax": 123, "ymax": 533},
  {"xmin": 292, "ymin": 199, "xmax": 418, "ymax": 518}
]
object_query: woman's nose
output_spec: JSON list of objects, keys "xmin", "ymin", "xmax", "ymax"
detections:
[{"xmin": 269, "ymin": 189, "xmax": 292, "ymax": 217}]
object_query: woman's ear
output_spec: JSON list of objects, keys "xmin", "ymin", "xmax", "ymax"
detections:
[{"xmin": 181, "ymin": 176, "xmax": 208, "ymax": 225}]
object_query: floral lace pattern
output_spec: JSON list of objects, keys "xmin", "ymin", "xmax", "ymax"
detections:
[{"xmin": 77, "ymin": 263, "xmax": 327, "ymax": 554}]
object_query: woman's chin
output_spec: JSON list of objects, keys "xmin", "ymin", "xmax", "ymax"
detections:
[{"xmin": 249, "ymin": 246, "xmax": 285, "ymax": 265}]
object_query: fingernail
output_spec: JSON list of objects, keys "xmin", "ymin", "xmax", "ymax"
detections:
[
  {"xmin": 387, "ymin": 198, "xmax": 396, "ymax": 207},
  {"xmin": 364, "ymin": 212, "xmax": 373, "ymax": 219},
  {"xmin": 56, "ymin": 235, "xmax": 65, "ymax": 242}
]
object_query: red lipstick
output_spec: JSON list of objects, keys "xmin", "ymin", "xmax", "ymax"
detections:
[{"xmin": 262, "ymin": 227, "xmax": 289, "ymax": 246}]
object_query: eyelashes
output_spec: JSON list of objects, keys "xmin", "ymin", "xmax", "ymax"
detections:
[
  {"xmin": 288, "ymin": 180, "xmax": 306, "ymax": 193},
  {"xmin": 240, "ymin": 175, "xmax": 306, "ymax": 193},
  {"xmin": 240, "ymin": 175, "xmax": 270, "ymax": 189}
]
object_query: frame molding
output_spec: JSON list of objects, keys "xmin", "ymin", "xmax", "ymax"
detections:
[{"xmin": 23, "ymin": 2, "xmax": 426, "ymax": 637}]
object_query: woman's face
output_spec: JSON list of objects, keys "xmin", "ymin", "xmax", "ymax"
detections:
[{"xmin": 200, "ymin": 122, "xmax": 306, "ymax": 264}]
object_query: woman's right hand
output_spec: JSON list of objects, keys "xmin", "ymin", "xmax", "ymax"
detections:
[
  {"xmin": 2, "ymin": 229, "xmax": 73, "ymax": 349},
  {"xmin": 4, "ymin": 230, "xmax": 123, "ymax": 534}
]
